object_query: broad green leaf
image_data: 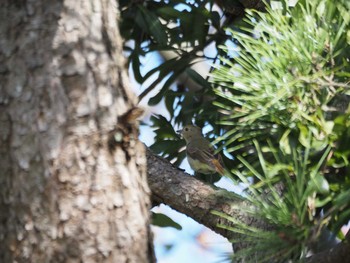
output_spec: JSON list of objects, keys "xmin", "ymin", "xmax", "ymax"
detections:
[
  {"xmin": 309, "ymin": 174, "xmax": 330, "ymax": 194},
  {"xmin": 136, "ymin": 6, "xmax": 168, "ymax": 46},
  {"xmin": 298, "ymin": 124, "xmax": 310, "ymax": 148},
  {"xmin": 152, "ymin": 212, "xmax": 182, "ymax": 230},
  {"xmin": 185, "ymin": 68, "xmax": 211, "ymax": 90},
  {"xmin": 131, "ymin": 52, "xmax": 143, "ymax": 83},
  {"xmin": 139, "ymin": 56, "xmax": 194, "ymax": 102},
  {"xmin": 156, "ymin": 6, "xmax": 183, "ymax": 19},
  {"xmin": 210, "ymin": 11, "xmax": 221, "ymax": 30},
  {"xmin": 279, "ymin": 129, "xmax": 291, "ymax": 155},
  {"xmin": 148, "ymin": 59, "xmax": 196, "ymax": 105}
]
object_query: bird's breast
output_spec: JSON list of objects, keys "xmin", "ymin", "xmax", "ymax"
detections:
[{"xmin": 188, "ymin": 156, "xmax": 216, "ymax": 174}]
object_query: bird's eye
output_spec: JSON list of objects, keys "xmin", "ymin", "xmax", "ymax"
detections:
[{"xmin": 184, "ymin": 127, "xmax": 189, "ymax": 131}]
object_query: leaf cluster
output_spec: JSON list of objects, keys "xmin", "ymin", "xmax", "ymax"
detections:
[
  {"xmin": 122, "ymin": 0, "xmax": 350, "ymax": 259},
  {"xmin": 211, "ymin": 0, "xmax": 350, "ymax": 261},
  {"xmin": 119, "ymin": 0, "xmax": 228, "ymax": 103},
  {"xmin": 119, "ymin": 1, "xmax": 261, "ymax": 159},
  {"xmin": 215, "ymin": 140, "xmax": 332, "ymax": 262}
]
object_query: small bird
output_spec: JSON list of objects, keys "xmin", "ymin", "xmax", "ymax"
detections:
[{"xmin": 179, "ymin": 125, "xmax": 225, "ymax": 175}]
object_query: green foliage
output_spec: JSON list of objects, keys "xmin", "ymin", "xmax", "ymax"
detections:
[
  {"xmin": 123, "ymin": 0, "xmax": 349, "ymax": 261},
  {"xmin": 210, "ymin": 0, "xmax": 350, "ymax": 261},
  {"xmin": 120, "ymin": 0, "xmax": 227, "ymax": 103},
  {"xmin": 148, "ymin": 115, "xmax": 186, "ymax": 166},
  {"xmin": 120, "ymin": 1, "xmax": 251, "ymax": 152},
  {"xmin": 214, "ymin": 140, "xmax": 333, "ymax": 262},
  {"xmin": 152, "ymin": 212, "xmax": 182, "ymax": 230},
  {"xmin": 213, "ymin": 1, "xmax": 349, "ymax": 148}
]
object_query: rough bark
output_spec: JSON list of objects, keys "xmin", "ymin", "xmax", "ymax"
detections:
[
  {"xmin": 0, "ymin": 1, "xmax": 152, "ymax": 262},
  {"xmin": 146, "ymin": 148, "xmax": 350, "ymax": 263},
  {"xmin": 146, "ymin": 148, "xmax": 261, "ymax": 242}
]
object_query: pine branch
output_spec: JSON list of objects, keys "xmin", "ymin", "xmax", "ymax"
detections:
[{"xmin": 146, "ymin": 147, "xmax": 350, "ymax": 262}]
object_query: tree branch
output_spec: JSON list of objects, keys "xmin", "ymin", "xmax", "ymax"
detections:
[
  {"xmin": 305, "ymin": 231, "xmax": 350, "ymax": 263},
  {"xmin": 146, "ymin": 147, "xmax": 350, "ymax": 262},
  {"xmin": 146, "ymin": 148, "xmax": 264, "ymax": 242}
]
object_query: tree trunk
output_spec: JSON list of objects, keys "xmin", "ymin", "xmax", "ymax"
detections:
[{"xmin": 0, "ymin": 0, "xmax": 153, "ymax": 262}]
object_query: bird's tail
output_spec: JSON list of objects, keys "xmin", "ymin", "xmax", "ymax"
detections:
[{"xmin": 212, "ymin": 159, "xmax": 225, "ymax": 175}]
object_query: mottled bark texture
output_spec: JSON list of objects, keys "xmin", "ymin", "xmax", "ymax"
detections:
[{"xmin": 0, "ymin": 1, "xmax": 152, "ymax": 262}]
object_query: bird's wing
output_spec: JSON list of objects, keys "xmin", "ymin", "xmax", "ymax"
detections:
[
  {"xmin": 187, "ymin": 141, "xmax": 217, "ymax": 168},
  {"xmin": 187, "ymin": 140, "xmax": 225, "ymax": 175}
]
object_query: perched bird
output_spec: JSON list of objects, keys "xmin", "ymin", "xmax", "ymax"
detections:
[{"xmin": 179, "ymin": 125, "xmax": 225, "ymax": 175}]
